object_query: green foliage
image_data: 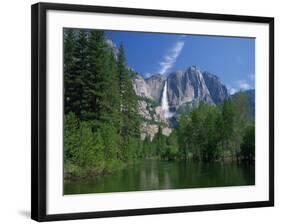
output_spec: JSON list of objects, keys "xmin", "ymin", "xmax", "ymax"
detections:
[
  {"xmin": 177, "ymin": 99, "xmax": 255, "ymax": 162},
  {"xmin": 178, "ymin": 114, "xmax": 191, "ymax": 159},
  {"xmin": 64, "ymin": 114, "xmax": 104, "ymax": 177},
  {"xmin": 118, "ymin": 44, "xmax": 141, "ymax": 139},
  {"xmin": 182, "ymin": 104, "xmax": 220, "ymax": 161},
  {"xmin": 140, "ymin": 128, "xmax": 179, "ymax": 161},
  {"xmin": 80, "ymin": 30, "xmax": 107, "ymax": 121},
  {"xmin": 165, "ymin": 131, "xmax": 179, "ymax": 160},
  {"xmin": 64, "ymin": 112, "xmax": 80, "ymax": 164},
  {"xmin": 142, "ymin": 137, "xmax": 151, "ymax": 158},
  {"xmin": 64, "ymin": 29, "xmax": 84, "ymax": 117},
  {"xmin": 63, "ymin": 29, "xmax": 141, "ymax": 179},
  {"xmin": 240, "ymin": 124, "xmax": 255, "ymax": 161},
  {"xmin": 64, "ymin": 116, "xmax": 128, "ymax": 178},
  {"xmin": 100, "ymin": 123, "xmax": 119, "ymax": 160},
  {"xmin": 116, "ymin": 43, "xmax": 141, "ymax": 163}
]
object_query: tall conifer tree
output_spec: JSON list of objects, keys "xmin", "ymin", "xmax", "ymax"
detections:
[{"xmin": 64, "ymin": 29, "xmax": 80, "ymax": 116}]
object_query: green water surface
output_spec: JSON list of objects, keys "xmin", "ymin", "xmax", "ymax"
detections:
[{"xmin": 64, "ymin": 160, "xmax": 255, "ymax": 195}]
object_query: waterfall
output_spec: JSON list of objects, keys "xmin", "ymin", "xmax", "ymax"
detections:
[{"xmin": 161, "ymin": 80, "xmax": 170, "ymax": 118}]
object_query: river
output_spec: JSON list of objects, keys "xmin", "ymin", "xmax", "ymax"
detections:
[{"xmin": 64, "ymin": 160, "xmax": 255, "ymax": 195}]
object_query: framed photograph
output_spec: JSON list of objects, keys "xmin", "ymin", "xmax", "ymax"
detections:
[{"xmin": 31, "ymin": 2, "xmax": 274, "ymax": 222}]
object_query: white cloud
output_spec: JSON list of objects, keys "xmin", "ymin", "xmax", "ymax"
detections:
[
  {"xmin": 228, "ymin": 79, "xmax": 253, "ymax": 95},
  {"xmin": 226, "ymin": 84, "xmax": 238, "ymax": 95},
  {"xmin": 238, "ymin": 80, "xmax": 252, "ymax": 90},
  {"xmin": 229, "ymin": 88, "xmax": 237, "ymax": 95},
  {"xmin": 158, "ymin": 41, "xmax": 185, "ymax": 74}
]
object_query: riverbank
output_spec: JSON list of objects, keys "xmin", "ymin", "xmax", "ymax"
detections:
[{"xmin": 64, "ymin": 159, "xmax": 126, "ymax": 181}]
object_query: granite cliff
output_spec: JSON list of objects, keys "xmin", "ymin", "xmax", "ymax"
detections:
[{"xmin": 133, "ymin": 66, "xmax": 230, "ymax": 139}]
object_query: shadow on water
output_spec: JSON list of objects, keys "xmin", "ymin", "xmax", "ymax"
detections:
[{"xmin": 64, "ymin": 160, "xmax": 255, "ymax": 195}]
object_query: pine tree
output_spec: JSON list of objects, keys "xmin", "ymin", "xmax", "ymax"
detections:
[
  {"xmin": 117, "ymin": 44, "xmax": 140, "ymax": 138},
  {"xmin": 103, "ymin": 51, "xmax": 121, "ymax": 129},
  {"xmin": 81, "ymin": 30, "xmax": 107, "ymax": 122},
  {"xmin": 71, "ymin": 29, "xmax": 88, "ymax": 119},
  {"xmin": 64, "ymin": 29, "xmax": 81, "ymax": 116},
  {"xmin": 117, "ymin": 44, "xmax": 140, "ymax": 160},
  {"xmin": 82, "ymin": 30, "xmax": 121, "ymax": 132}
]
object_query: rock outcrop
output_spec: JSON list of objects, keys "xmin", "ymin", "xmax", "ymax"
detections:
[
  {"xmin": 202, "ymin": 71, "xmax": 229, "ymax": 104},
  {"xmin": 167, "ymin": 66, "xmax": 214, "ymax": 111},
  {"xmin": 133, "ymin": 66, "xmax": 230, "ymax": 139},
  {"xmin": 133, "ymin": 74, "xmax": 166, "ymax": 102}
]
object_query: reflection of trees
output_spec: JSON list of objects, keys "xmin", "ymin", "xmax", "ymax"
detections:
[{"xmin": 65, "ymin": 160, "xmax": 254, "ymax": 194}]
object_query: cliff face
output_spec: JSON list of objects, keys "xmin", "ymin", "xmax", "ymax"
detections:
[
  {"xmin": 133, "ymin": 66, "xmax": 229, "ymax": 110},
  {"xmin": 133, "ymin": 66, "xmax": 230, "ymax": 139},
  {"xmin": 167, "ymin": 67, "xmax": 214, "ymax": 111},
  {"xmin": 202, "ymin": 71, "xmax": 229, "ymax": 104},
  {"xmin": 133, "ymin": 74, "xmax": 166, "ymax": 102}
]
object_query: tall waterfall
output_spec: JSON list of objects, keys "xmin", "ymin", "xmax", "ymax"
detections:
[{"xmin": 161, "ymin": 80, "xmax": 170, "ymax": 118}]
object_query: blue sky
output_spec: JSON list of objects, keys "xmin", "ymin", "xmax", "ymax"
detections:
[{"xmin": 105, "ymin": 31, "xmax": 255, "ymax": 94}]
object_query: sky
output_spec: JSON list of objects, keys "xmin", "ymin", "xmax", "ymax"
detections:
[{"xmin": 105, "ymin": 31, "xmax": 255, "ymax": 94}]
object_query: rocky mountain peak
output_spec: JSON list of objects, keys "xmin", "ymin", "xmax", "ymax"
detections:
[
  {"xmin": 168, "ymin": 67, "xmax": 214, "ymax": 110},
  {"xmin": 202, "ymin": 71, "xmax": 229, "ymax": 104},
  {"xmin": 133, "ymin": 66, "xmax": 229, "ymax": 109},
  {"xmin": 133, "ymin": 66, "xmax": 230, "ymax": 139}
]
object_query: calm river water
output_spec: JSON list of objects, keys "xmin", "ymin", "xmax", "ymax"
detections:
[{"xmin": 64, "ymin": 160, "xmax": 255, "ymax": 195}]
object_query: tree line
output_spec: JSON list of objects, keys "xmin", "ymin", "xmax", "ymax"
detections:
[
  {"xmin": 140, "ymin": 93, "xmax": 255, "ymax": 163},
  {"xmin": 63, "ymin": 29, "xmax": 141, "ymax": 178},
  {"xmin": 178, "ymin": 92, "xmax": 255, "ymax": 162}
]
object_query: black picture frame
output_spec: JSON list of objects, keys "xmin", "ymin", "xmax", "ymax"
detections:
[{"xmin": 31, "ymin": 2, "xmax": 274, "ymax": 222}]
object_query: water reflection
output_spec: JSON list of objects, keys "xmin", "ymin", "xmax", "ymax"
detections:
[{"xmin": 64, "ymin": 160, "xmax": 255, "ymax": 195}]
